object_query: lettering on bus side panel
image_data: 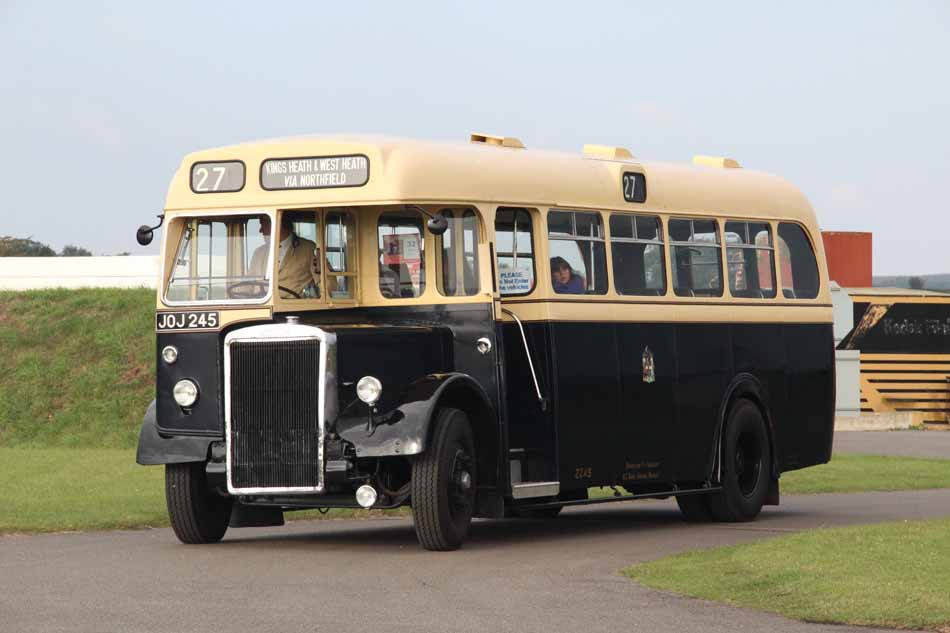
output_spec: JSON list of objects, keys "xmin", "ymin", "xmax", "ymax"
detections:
[{"xmin": 260, "ymin": 155, "xmax": 370, "ymax": 190}]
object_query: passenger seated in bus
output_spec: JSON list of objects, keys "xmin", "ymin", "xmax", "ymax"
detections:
[
  {"xmin": 250, "ymin": 216, "xmax": 334, "ymax": 299},
  {"xmin": 550, "ymin": 256, "xmax": 586, "ymax": 294}
]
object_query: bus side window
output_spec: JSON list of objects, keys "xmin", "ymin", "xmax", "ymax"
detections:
[
  {"xmin": 609, "ymin": 213, "xmax": 666, "ymax": 296},
  {"xmin": 778, "ymin": 223, "xmax": 820, "ymax": 299},
  {"xmin": 547, "ymin": 210, "xmax": 608, "ymax": 295},
  {"xmin": 495, "ymin": 207, "xmax": 536, "ymax": 296},
  {"xmin": 724, "ymin": 220, "xmax": 776, "ymax": 299},
  {"xmin": 436, "ymin": 208, "xmax": 480, "ymax": 297},
  {"xmin": 669, "ymin": 218, "xmax": 723, "ymax": 297},
  {"xmin": 378, "ymin": 210, "xmax": 426, "ymax": 299},
  {"xmin": 325, "ymin": 210, "xmax": 358, "ymax": 300}
]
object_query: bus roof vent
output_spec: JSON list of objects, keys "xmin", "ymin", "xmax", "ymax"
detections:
[
  {"xmin": 583, "ymin": 144, "xmax": 634, "ymax": 160},
  {"xmin": 693, "ymin": 155, "xmax": 742, "ymax": 169},
  {"xmin": 470, "ymin": 132, "xmax": 525, "ymax": 149}
]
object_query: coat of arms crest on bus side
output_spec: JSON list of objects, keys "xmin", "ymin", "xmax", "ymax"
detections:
[{"xmin": 642, "ymin": 346, "xmax": 655, "ymax": 383}]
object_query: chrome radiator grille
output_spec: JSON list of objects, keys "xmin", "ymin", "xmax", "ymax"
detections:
[{"xmin": 228, "ymin": 339, "xmax": 323, "ymax": 492}]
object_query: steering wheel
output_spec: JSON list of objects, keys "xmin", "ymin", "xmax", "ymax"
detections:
[
  {"xmin": 227, "ymin": 280, "xmax": 268, "ymax": 298},
  {"xmin": 279, "ymin": 285, "xmax": 302, "ymax": 299}
]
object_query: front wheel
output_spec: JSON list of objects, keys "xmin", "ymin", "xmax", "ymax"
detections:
[
  {"xmin": 411, "ymin": 408, "xmax": 476, "ymax": 551},
  {"xmin": 708, "ymin": 399, "xmax": 771, "ymax": 522},
  {"xmin": 165, "ymin": 462, "xmax": 232, "ymax": 544}
]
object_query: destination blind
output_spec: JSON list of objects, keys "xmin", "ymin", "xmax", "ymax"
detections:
[{"xmin": 261, "ymin": 154, "xmax": 369, "ymax": 190}]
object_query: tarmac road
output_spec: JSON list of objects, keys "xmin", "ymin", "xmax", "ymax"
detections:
[{"xmin": 3, "ymin": 488, "xmax": 950, "ymax": 633}]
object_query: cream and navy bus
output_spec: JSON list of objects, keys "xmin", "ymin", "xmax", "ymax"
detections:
[{"xmin": 136, "ymin": 133, "xmax": 834, "ymax": 551}]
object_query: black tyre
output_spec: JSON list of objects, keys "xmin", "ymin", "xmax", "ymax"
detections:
[
  {"xmin": 165, "ymin": 462, "xmax": 232, "ymax": 544},
  {"xmin": 675, "ymin": 493, "xmax": 713, "ymax": 522},
  {"xmin": 708, "ymin": 399, "xmax": 771, "ymax": 522},
  {"xmin": 411, "ymin": 408, "xmax": 477, "ymax": 551}
]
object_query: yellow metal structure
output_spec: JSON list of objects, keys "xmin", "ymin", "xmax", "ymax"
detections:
[{"xmin": 846, "ymin": 289, "xmax": 950, "ymax": 427}]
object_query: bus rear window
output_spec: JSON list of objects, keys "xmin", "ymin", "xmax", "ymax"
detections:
[
  {"xmin": 165, "ymin": 214, "xmax": 271, "ymax": 304},
  {"xmin": 778, "ymin": 223, "xmax": 820, "ymax": 299}
]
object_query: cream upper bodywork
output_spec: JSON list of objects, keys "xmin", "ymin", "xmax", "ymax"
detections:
[
  {"xmin": 158, "ymin": 134, "xmax": 831, "ymax": 323},
  {"xmin": 165, "ymin": 135, "xmax": 816, "ymax": 223}
]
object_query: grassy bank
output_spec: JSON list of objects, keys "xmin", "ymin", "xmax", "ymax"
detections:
[
  {"xmin": 0, "ymin": 288, "xmax": 155, "ymax": 448},
  {"xmin": 625, "ymin": 519, "xmax": 950, "ymax": 631}
]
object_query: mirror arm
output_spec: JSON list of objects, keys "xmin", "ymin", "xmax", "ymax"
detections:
[
  {"xmin": 148, "ymin": 214, "xmax": 165, "ymax": 232},
  {"xmin": 405, "ymin": 204, "xmax": 448, "ymax": 235},
  {"xmin": 136, "ymin": 214, "xmax": 165, "ymax": 246},
  {"xmin": 404, "ymin": 204, "xmax": 437, "ymax": 222}
]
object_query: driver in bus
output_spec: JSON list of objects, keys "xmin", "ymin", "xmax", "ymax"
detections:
[
  {"xmin": 250, "ymin": 215, "xmax": 323, "ymax": 299},
  {"xmin": 550, "ymin": 256, "xmax": 586, "ymax": 294}
]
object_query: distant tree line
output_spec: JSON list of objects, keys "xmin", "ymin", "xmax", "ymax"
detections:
[{"xmin": 0, "ymin": 236, "xmax": 92, "ymax": 257}]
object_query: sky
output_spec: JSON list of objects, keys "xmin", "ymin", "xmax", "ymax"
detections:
[{"xmin": 1, "ymin": 1, "xmax": 947, "ymax": 274}]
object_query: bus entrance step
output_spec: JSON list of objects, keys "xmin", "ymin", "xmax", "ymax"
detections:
[{"xmin": 511, "ymin": 481, "xmax": 560, "ymax": 500}]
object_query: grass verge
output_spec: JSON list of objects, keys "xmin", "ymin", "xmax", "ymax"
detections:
[
  {"xmin": 624, "ymin": 519, "xmax": 950, "ymax": 631},
  {"xmin": 780, "ymin": 453, "xmax": 950, "ymax": 494},
  {"xmin": 0, "ymin": 288, "xmax": 155, "ymax": 448},
  {"xmin": 0, "ymin": 448, "xmax": 405, "ymax": 535}
]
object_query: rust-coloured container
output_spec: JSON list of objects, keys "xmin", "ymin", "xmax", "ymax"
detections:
[{"xmin": 821, "ymin": 231, "xmax": 872, "ymax": 287}]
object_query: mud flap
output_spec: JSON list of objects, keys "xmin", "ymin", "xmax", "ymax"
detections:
[{"xmin": 765, "ymin": 477, "xmax": 780, "ymax": 506}]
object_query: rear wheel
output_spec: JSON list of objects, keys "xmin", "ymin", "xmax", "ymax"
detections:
[
  {"xmin": 411, "ymin": 408, "xmax": 477, "ymax": 551},
  {"xmin": 165, "ymin": 462, "xmax": 232, "ymax": 544},
  {"xmin": 708, "ymin": 399, "xmax": 771, "ymax": 522}
]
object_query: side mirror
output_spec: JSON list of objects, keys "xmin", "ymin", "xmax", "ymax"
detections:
[
  {"xmin": 136, "ymin": 226, "xmax": 154, "ymax": 246},
  {"xmin": 426, "ymin": 215, "xmax": 448, "ymax": 235},
  {"xmin": 136, "ymin": 214, "xmax": 165, "ymax": 246}
]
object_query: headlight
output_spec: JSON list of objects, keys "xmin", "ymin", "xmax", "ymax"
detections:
[
  {"xmin": 356, "ymin": 376, "xmax": 382, "ymax": 404},
  {"xmin": 161, "ymin": 345, "xmax": 179, "ymax": 364},
  {"xmin": 173, "ymin": 379, "xmax": 199, "ymax": 407},
  {"xmin": 355, "ymin": 484, "xmax": 378, "ymax": 508}
]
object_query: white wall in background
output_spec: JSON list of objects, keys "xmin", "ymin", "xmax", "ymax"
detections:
[{"xmin": 0, "ymin": 256, "xmax": 159, "ymax": 290}]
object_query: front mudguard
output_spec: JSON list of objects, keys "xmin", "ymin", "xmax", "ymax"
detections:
[
  {"xmin": 334, "ymin": 373, "xmax": 492, "ymax": 458},
  {"xmin": 136, "ymin": 399, "xmax": 217, "ymax": 465}
]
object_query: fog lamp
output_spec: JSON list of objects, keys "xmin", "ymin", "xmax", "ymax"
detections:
[
  {"xmin": 356, "ymin": 376, "xmax": 382, "ymax": 404},
  {"xmin": 173, "ymin": 379, "xmax": 199, "ymax": 408},
  {"xmin": 355, "ymin": 484, "xmax": 378, "ymax": 508},
  {"xmin": 161, "ymin": 345, "xmax": 179, "ymax": 364}
]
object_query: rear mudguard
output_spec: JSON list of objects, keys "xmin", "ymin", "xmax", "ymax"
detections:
[
  {"xmin": 136, "ymin": 400, "xmax": 217, "ymax": 465},
  {"xmin": 334, "ymin": 373, "xmax": 493, "ymax": 458}
]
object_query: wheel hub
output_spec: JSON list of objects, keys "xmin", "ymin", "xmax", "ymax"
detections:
[{"xmin": 449, "ymin": 449, "xmax": 475, "ymax": 514}]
